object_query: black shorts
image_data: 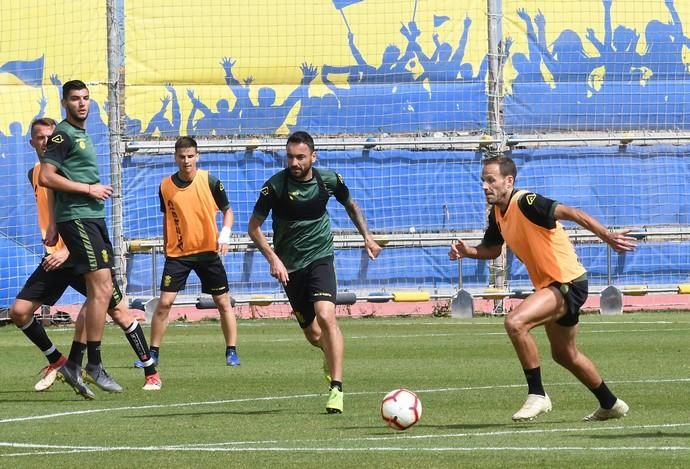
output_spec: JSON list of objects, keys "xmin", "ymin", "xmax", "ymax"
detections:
[
  {"xmin": 551, "ymin": 278, "xmax": 588, "ymax": 327},
  {"xmin": 16, "ymin": 261, "xmax": 123, "ymax": 309},
  {"xmin": 284, "ymin": 255, "xmax": 337, "ymax": 329},
  {"xmin": 160, "ymin": 255, "xmax": 229, "ymax": 295},
  {"xmin": 57, "ymin": 218, "xmax": 114, "ymax": 275}
]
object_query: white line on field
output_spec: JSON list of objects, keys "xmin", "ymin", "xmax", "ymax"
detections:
[
  {"xmin": 3, "ymin": 440, "xmax": 690, "ymax": 457},
  {"xmin": 0, "ymin": 393, "xmax": 321, "ymax": 424},
  {"xmin": 3, "ymin": 377, "xmax": 690, "ymax": 425}
]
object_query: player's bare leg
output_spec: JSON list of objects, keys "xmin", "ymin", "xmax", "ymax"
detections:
[
  {"xmin": 149, "ymin": 290, "xmax": 178, "ymax": 349},
  {"xmin": 504, "ymin": 288, "xmax": 564, "ymax": 421},
  {"xmin": 545, "ymin": 321, "xmax": 628, "ymax": 421},
  {"xmin": 303, "ymin": 319, "xmax": 331, "ymax": 383},
  {"xmin": 314, "ymin": 300, "xmax": 344, "ymax": 413},
  {"xmin": 214, "ymin": 293, "xmax": 240, "ymax": 366},
  {"xmin": 10, "ymin": 298, "xmax": 67, "ymax": 391}
]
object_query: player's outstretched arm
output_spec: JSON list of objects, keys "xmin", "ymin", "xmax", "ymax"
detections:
[
  {"xmin": 449, "ymin": 240, "xmax": 502, "ymax": 260},
  {"xmin": 554, "ymin": 204, "xmax": 637, "ymax": 253}
]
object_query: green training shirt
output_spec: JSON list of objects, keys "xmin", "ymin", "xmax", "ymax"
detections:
[
  {"xmin": 252, "ymin": 168, "xmax": 350, "ymax": 272},
  {"xmin": 42, "ymin": 120, "xmax": 104, "ymax": 222}
]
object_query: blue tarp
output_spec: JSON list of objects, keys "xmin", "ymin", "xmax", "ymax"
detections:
[{"xmin": 3, "ymin": 145, "xmax": 690, "ymax": 303}]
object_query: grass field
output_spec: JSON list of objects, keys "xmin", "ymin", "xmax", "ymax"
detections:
[{"xmin": 1, "ymin": 312, "xmax": 690, "ymax": 468}]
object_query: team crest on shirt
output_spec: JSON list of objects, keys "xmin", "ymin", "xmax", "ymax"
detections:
[
  {"xmin": 101, "ymin": 249, "xmax": 109, "ymax": 263},
  {"xmin": 163, "ymin": 275, "xmax": 172, "ymax": 287},
  {"xmin": 79, "ymin": 141, "xmax": 86, "ymax": 150},
  {"xmin": 526, "ymin": 193, "xmax": 537, "ymax": 205},
  {"xmin": 260, "ymin": 186, "xmax": 269, "ymax": 196},
  {"xmin": 51, "ymin": 135, "xmax": 64, "ymax": 144},
  {"xmin": 219, "ymin": 182, "xmax": 224, "ymax": 191},
  {"xmin": 337, "ymin": 173, "xmax": 344, "ymax": 184}
]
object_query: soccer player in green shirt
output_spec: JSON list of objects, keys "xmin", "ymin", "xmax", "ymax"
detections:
[
  {"xmin": 248, "ymin": 131, "xmax": 381, "ymax": 414},
  {"xmin": 39, "ymin": 80, "xmax": 123, "ymax": 397}
]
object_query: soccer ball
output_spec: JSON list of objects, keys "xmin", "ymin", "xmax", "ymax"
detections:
[{"xmin": 380, "ymin": 388, "xmax": 422, "ymax": 430}]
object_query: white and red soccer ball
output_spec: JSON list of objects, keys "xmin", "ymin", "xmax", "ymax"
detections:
[{"xmin": 380, "ymin": 388, "xmax": 422, "ymax": 430}]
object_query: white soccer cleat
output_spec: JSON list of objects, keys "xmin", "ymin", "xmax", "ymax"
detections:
[
  {"xmin": 142, "ymin": 372, "xmax": 162, "ymax": 391},
  {"xmin": 583, "ymin": 398, "xmax": 629, "ymax": 422},
  {"xmin": 512, "ymin": 394, "xmax": 552, "ymax": 422},
  {"xmin": 34, "ymin": 356, "xmax": 67, "ymax": 391}
]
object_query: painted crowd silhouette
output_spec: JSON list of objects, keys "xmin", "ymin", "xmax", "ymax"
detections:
[{"xmin": 1, "ymin": 0, "xmax": 689, "ymax": 144}]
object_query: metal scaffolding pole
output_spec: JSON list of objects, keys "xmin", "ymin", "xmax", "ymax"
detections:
[
  {"xmin": 106, "ymin": 0, "xmax": 127, "ymax": 290},
  {"xmin": 486, "ymin": 0, "xmax": 506, "ymax": 313}
]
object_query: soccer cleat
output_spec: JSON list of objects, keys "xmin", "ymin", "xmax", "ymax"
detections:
[
  {"xmin": 57, "ymin": 361, "xmax": 96, "ymax": 400},
  {"xmin": 512, "ymin": 394, "xmax": 552, "ymax": 422},
  {"xmin": 583, "ymin": 398, "xmax": 629, "ymax": 422},
  {"xmin": 226, "ymin": 349, "xmax": 241, "ymax": 366},
  {"xmin": 326, "ymin": 386, "xmax": 344, "ymax": 414},
  {"xmin": 35, "ymin": 355, "xmax": 67, "ymax": 391},
  {"xmin": 134, "ymin": 348, "xmax": 159, "ymax": 369},
  {"xmin": 142, "ymin": 372, "xmax": 162, "ymax": 391},
  {"xmin": 84, "ymin": 363, "xmax": 124, "ymax": 393}
]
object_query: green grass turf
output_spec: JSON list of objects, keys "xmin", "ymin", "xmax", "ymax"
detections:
[{"xmin": 1, "ymin": 312, "xmax": 690, "ymax": 468}]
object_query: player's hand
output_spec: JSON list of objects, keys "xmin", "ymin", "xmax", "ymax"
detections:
[
  {"xmin": 448, "ymin": 239, "xmax": 470, "ymax": 260},
  {"xmin": 218, "ymin": 242, "xmax": 229, "ymax": 256},
  {"xmin": 365, "ymin": 236, "xmax": 382, "ymax": 260},
  {"xmin": 605, "ymin": 230, "xmax": 637, "ymax": 253},
  {"xmin": 88, "ymin": 183, "xmax": 113, "ymax": 201},
  {"xmin": 269, "ymin": 257, "xmax": 289, "ymax": 286},
  {"xmin": 44, "ymin": 224, "xmax": 59, "ymax": 247},
  {"xmin": 42, "ymin": 248, "xmax": 69, "ymax": 271}
]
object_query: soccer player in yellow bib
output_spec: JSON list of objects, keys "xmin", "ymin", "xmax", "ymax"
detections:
[
  {"xmin": 140, "ymin": 136, "xmax": 239, "ymax": 368},
  {"xmin": 449, "ymin": 155, "xmax": 637, "ymax": 422}
]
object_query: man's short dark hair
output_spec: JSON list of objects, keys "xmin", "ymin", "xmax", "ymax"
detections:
[
  {"xmin": 30, "ymin": 118, "xmax": 57, "ymax": 136},
  {"xmin": 483, "ymin": 155, "xmax": 517, "ymax": 180},
  {"xmin": 62, "ymin": 80, "xmax": 88, "ymax": 99},
  {"xmin": 175, "ymin": 136, "xmax": 198, "ymax": 152},
  {"xmin": 287, "ymin": 130, "xmax": 314, "ymax": 152}
]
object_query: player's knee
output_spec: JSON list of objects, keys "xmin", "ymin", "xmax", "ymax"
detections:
[
  {"xmin": 9, "ymin": 305, "xmax": 31, "ymax": 326},
  {"xmin": 504, "ymin": 315, "xmax": 527, "ymax": 338},
  {"xmin": 315, "ymin": 306, "xmax": 337, "ymax": 326},
  {"xmin": 108, "ymin": 304, "xmax": 132, "ymax": 328},
  {"xmin": 303, "ymin": 322, "xmax": 321, "ymax": 346},
  {"xmin": 91, "ymin": 283, "xmax": 114, "ymax": 305},
  {"xmin": 551, "ymin": 346, "xmax": 577, "ymax": 366},
  {"xmin": 157, "ymin": 296, "xmax": 175, "ymax": 311},
  {"xmin": 213, "ymin": 294, "xmax": 233, "ymax": 312},
  {"xmin": 305, "ymin": 333, "xmax": 321, "ymax": 347}
]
